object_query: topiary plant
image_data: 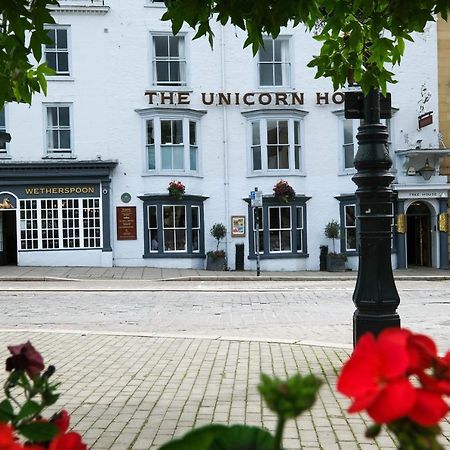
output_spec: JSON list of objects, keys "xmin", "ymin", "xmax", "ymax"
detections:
[
  {"xmin": 324, "ymin": 220, "xmax": 340, "ymax": 254},
  {"xmin": 210, "ymin": 223, "xmax": 227, "ymax": 252}
]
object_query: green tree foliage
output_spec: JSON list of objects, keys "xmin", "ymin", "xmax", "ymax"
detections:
[
  {"xmin": 163, "ymin": 0, "xmax": 450, "ymax": 94},
  {"xmin": 0, "ymin": 0, "xmax": 58, "ymax": 109}
]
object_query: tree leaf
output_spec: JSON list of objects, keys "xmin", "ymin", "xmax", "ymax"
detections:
[{"xmin": 18, "ymin": 422, "xmax": 59, "ymax": 443}]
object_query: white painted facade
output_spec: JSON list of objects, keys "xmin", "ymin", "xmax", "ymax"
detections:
[{"xmin": 0, "ymin": 0, "xmax": 446, "ymax": 270}]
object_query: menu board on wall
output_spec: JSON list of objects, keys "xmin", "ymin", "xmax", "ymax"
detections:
[{"xmin": 117, "ymin": 206, "xmax": 137, "ymax": 240}]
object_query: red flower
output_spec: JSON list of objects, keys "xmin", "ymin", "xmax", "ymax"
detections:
[
  {"xmin": 0, "ymin": 423, "xmax": 23, "ymax": 450},
  {"xmin": 406, "ymin": 332, "xmax": 437, "ymax": 373},
  {"xmin": 49, "ymin": 432, "xmax": 87, "ymax": 450},
  {"xmin": 51, "ymin": 410, "xmax": 70, "ymax": 434},
  {"xmin": 337, "ymin": 329, "xmax": 416, "ymax": 423},
  {"xmin": 407, "ymin": 388, "xmax": 449, "ymax": 426},
  {"xmin": 6, "ymin": 342, "xmax": 45, "ymax": 378}
]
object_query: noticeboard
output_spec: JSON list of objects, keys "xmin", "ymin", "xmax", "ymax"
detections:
[{"xmin": 117, "ymin": 206, "xmax": 137, "ymax": 240}]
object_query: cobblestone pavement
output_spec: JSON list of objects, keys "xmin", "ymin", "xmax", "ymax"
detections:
[
  {"xmin": 1, "ymin": 330, "xmax": 448, "ymax": 450},
  {"xmin": 0, "ymin": 280, "xmax": 449, "ymax": 349}
]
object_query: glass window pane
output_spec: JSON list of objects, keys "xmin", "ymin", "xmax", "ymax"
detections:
[
  {"xmin": 297, "ymin": 230, "xmax": 303, "ymax": 251},
  {"xmin": 59, "ymin": 107, "xmax": 70, "ymax": 126},
  {"xmin": 295, "ymin": 145, "xmax": 301, "ymax": 170},
  {"xmin": 279, "ymin": 145, "xmax": 289, "ymax": 169},
  {"xmin": 148, "ymin": 146, "xmax": 155, "ymax": 170},
  {"xmin": 191, "ymin": 207, "xmax": 199, "ymax": 228},
  {"xmin": 149, "ymin": 206, "xmax": 157, "ymax": 228},
  {"xmin": 344, "ymin": 119, "xmax": 354, "ymax": 144},
  {"xmin": 345, "ymin": 205, "xmax": 355, "ymax": 227},
  {"xmin": 296, "ymin": 207, "xmax": 303, "ymax": 228},
  {"xmin": 269, "ymin": 231, "xmax": 279, "ymax": 252},
  {"xmin": 347, "ymin": 229, "xmax": 356, "ymax": 250},
  {"xmin": 169, "ymin": 36, "xmax": 180, "ymax": 57},
  {"xmin": 259, "ymin": 64, "xmax": 273, "ymax": 86},
  {"xmin": 192, "ymin": 230, "xmax": 199, "ymax": 251},
  {"xmin": 47, "ymin": 107, "xmax": 58, "ymax": 127},
  {"xmin": 161, "ymin": 120, "xmax": 171, "ymax": 144},
  {"xmin": 47, "ymin": 130, "xmax": 59, "ymax": 149},
  {"xmin": 267, "ymin": 121, "xmax": 278, "ymax": 144},
  {"xmin": 173, "ymin": 147, "xmax": 184, "ymax": 170},
  {"xmin": 156, "ymin": 61, "xmax": 169, "ymax": 83},
  {"xmin": 190, "ymin": 146, "xmax": 197, "ymax": 171},
  {"xmin": 267, "ymin": 147, "xmax": 277, "ymax": 169},
  {"xmin": 161, "ymin": 147, "xmax": 172, "ymax": 169},
  {"xmin": 147, "ymin": 120, "xmax": 154, "ymax": 145},
  {"xmin": 189, "ymin": 121, "xmax": 196, "ymax": 145},
  {"xmin": 46, "ymin": 29, "xmax": 56, "ymax": 48},
  {"xmin": 57, "ymin": 29, "xmax": 67, "ymax": 49},
  {"xmin": 294, "ymin": 121, "xmax": 300, "ymax": 145},
  {"xmin": 46, "ymin": 52, "xmax": 57, "ymax": 71},
  {"xmin": 175, "ymin": 206, "xmax": 185, "ymax": 227},
  {"xmin": 274, "ymin": 40, "xmax": 283, "ymax": 61},
  {"xmin": 252, "ymin": 122, "xmax": 260, "ymax": 145},
  {"xmin": 259, "ymin": 39, "xmax": 273, "ymax": 62},
  {"xmin": 172, "ymin": 120, "xmax": 183, "ymax": 144},
  {"xmin": 164, "ymin": 230, "xmax": 175, "ymax": 251},
  {"xmin": 175, "ymin": 229, "xmax": 186, "ymax": 250},
  {"xmin": 169, "ymin": 61, "xmax": 181, "ymax": 82},
  {"xmin": 252, "ymin": 146, "xmax": 262, "ymax": 171},
  {"xmin": 274, "ymin": 64, "xmax": 283, "ymax": 85},
  {"xmin": 344, "ymin": 144, "xmax": 354, "ymax": 169},
  {"xmin": 154, "ymin": 35, "xmax": 168, "ymax": 57},
  {"xmin": 163, "ymin": 206, "xmax": 174, "ymax": 227},
  {"xmin": 281, "ymin": 231, "xmax": 291, "ymax": 250},
  {"xmin": 278, "ymin": 121, "xmax": 288, "ymax": 144},
  {"xmin": 280, "ymin": 208, "xmax": 291, "ymax": 228},
  {"xmin": 59, "ymin": 130, "xmax": 70, "ymax": 149},
  {"xmin": 57, "ymin": 53, "xmax": 69, "ymax": 72},
  {"xmin": 269, "ymin": 208, "xmax": 279, "ymax": 229}
]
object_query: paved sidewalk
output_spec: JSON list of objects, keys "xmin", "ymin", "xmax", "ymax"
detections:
[
  {"xmin": 0, "ymin": 265, "xmax": 449, "ymax": 281},
  {"xmin": 0, "ymin": 330, "xmax": 448, "ymax": 450}
]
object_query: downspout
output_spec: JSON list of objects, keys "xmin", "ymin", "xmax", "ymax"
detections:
[{"xmin": 220, "ymin": 26, "xmax": 231, "ymax": 266}]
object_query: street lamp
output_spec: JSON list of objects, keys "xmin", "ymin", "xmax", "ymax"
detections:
[
  {"xmin": 346, "ymin": 89, "xmax": 401, "ymax": 345},
  {"xmin": 418, "ymin": 159, "xmax": 435, "ymax": 180}
]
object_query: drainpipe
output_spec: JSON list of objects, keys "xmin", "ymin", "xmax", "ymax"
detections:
[{"xmin": 220, "ymin": 26, "xmax": 231, "ymax": 266}]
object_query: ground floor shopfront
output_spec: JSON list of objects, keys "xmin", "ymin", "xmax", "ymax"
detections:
[{"xmin": 0, "ymin": 160, "xmax": 116, "ymax": 267}]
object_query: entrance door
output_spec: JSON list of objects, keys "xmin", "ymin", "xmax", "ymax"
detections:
[
  {"xmin": 0, "ymin": 211, "xmax": 17, "ymax": 265},
  {"xmin": 406, "ymin": 202, "xmax": 431, "ymax": 267}
]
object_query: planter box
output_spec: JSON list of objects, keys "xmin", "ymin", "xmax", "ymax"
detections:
[
  {"xmin": 206, "ymin": 254, "xmax": 226, "ymax": 271},
  {"xmin": 327, "ymin": 254, "xmax": 346, "ymax": 272}
]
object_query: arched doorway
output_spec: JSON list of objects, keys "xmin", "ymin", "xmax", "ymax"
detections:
[{"xmin": 406, "ymin": 201, "xmax": 432, "ymax": 267}]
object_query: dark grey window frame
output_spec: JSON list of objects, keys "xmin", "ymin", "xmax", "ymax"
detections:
[
  {"xmin": 245, "ymin": 195, "xmax": 310, "ymax": 259},
  {"xmin": 139, "ymin": 194, "xmax": 207, "ymax": 258}
]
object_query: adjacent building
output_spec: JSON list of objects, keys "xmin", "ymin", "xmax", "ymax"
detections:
[{"xmin": 0, "ymin": 0, "xmax": 447, "ymax": 270}]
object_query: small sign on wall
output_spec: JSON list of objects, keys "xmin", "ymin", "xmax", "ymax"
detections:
[{"xmin": 117, "ymin": 206, "xmax": 137, "ymax": 240}]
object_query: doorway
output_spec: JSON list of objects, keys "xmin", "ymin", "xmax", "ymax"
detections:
[
  {"xmin": 406, "ymin": 202, "xmax": 431, "ymax": 267},
  {"xmin": 0, "ymin": 211, "xmax": 17, "ymax": 265}
]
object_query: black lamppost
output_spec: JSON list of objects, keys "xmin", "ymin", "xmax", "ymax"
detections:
[
  {"xmin": 0, "ymin": 132, "xmax": 11, "ymax": 146},
  {"xmin": 346, "ymin": 89, "xmax": 401, "ymax": 345}
]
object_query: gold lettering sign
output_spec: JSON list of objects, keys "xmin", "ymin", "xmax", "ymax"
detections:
[
  {"xmin": 439, "ymin": 212, "xmax": 448, "ymax": 232},
  {"xmin": 396, "ymin": 214, "xmax": 406, "ymax": 234},
  {"xmin": 24, "ymin": 186, "xmax": 96, "ymax": 195}
]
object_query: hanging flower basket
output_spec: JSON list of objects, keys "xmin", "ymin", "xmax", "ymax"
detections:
[
  {"xmin": 167, "ymin": 180, "xmax": 185, "ymax": 200},
  {"xmin": 273, "ymin": 180, "xmax": 296, "ymax": 203}
]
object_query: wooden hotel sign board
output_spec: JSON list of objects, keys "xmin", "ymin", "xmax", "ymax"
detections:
[{"xmin": 117, "ymin": 206, "xmax": 137, "ymax": 240}]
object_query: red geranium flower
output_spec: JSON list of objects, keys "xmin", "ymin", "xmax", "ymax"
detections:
[
  {"xmin": 0, "ymin": 423, "xmax": 23, "ymax": 450},
  {"xmin": 51, "ymin": 410, "xmax": 70, "ymax": 435},
  {"xmin": 49, "ymin": 432, "xmax": 87, "ymax": 450},
  {"xmin": 6, "ymin": 342, "xmax": 44, "ymax": 379},
  {"xmin": 407, "ymin": 388, "xmax": 449, "ymax": 426},
  {"xmin": 406, "ymin": 332, "xmax": 437, "ymax": 373},
  {"xmin": 337, "ymin": 328, "xmax": 416, "ymax": 423}
]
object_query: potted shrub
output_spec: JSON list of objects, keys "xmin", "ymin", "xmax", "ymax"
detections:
[
  {"xmin": 206, "ymin": 223, "xmax": 227, "ymax": 270},
  {"xmin": 324, "ymin": 220, "xmax": 346, "ymax": 272}
]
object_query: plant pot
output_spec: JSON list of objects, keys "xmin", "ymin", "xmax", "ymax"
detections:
[
  {"xmin": 206, "ymin": 254, "xmax": 226, "ymax": 271},
  {"xmin": 327, "ymin": 254, "xmax": 346, "ymax": 272}
]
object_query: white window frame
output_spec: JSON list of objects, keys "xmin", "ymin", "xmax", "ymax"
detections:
[
  {"xmin": 344, "ymin": 204, "xmax": 357, "ymax": 251},
  {"xmin": 257, "ymin": 36, "xmax": 292, "ymax": 88},
  {"xmin": 336, "ymin": 112, "xmax": 393, "ymax": 175},
  {"xmin": 162, "ymin": 204, "xmax": 187, "ymax": 253},
  {"xmin": 0, "ymin": 106, "xmax": 10, "ymax": 158},
  {"xmin": 268, "ymin": 206, "xmax": 292, "ymax": 253},
  {"xmin": 296, "ymin": 206, "xmax": 304, "ymax": 253},
  {"xmin": 243, "ymin": 109, "xmax": 308, "ymax": 176},
  {"xmin": 43, "ymin": 103, "xmax": 74, "ymax": 157},
  {"xmin": 44, "ymin": 25, "xmax": 71, "ymax": 77},
  {"xmin": 19, "ymin": 197, "xmax": 102, "ymax": 251},
  {"xmin": 137, "ymin": 108, "xmax": 205, "ymax": 176},
  {"xmin": 150, "ymin": 32, "xmax": 187, "ymax": 87}
]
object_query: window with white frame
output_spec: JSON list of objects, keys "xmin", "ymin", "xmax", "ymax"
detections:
[
  {"xmin": 244, "ymin": 111, "xmax": 306, "ymax": 175},
  {"xmin": 19, "ymin": 198, "xmax": 101, "ymax": 250},
  {"xmin": 258, "ymin": 37, "xmax": 291, "ymax": 87},
  {"xmin": 344, "ymin": 204, "xmax": 357, "ymax": 251},
  {"xmin": 152, "ymin": 34, "xmax": 186, "ymax": 86},
  {"xmin": 341, "ymin": 117, "xmax": 392, "ymax": 171},
  {"xmin": 140, "ymin": 109, "xmax": 204, "ymax": 174},
  {"xmin": 141, "ymin": 195, "xmax": 205, "ymax": 257},
  {"xmin": 45, "ymin": 26, "xmax": 70, "ymax": 76},
  {"xmin": 45, "ymin": 105, "xmax": 72, "ymax": 155},
  {"xmin": 0, "ymin": 108, "xmax": 7, "ymax": 156},
  {"xmin": 248, "ymin": 197, "xmax": 309, "ymax": 258}
]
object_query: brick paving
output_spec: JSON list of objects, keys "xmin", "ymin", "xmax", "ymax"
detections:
[{"xmin": 0, "ymin": 330, "xmax": 449, "ymax": 450}]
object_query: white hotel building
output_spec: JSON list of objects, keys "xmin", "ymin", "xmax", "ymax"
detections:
[{"xmin": 0, "ymin": 0, "xmax": 448, "ymax": 270}]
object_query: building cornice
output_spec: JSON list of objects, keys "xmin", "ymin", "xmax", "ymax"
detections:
[{"xmin": 49, "ymin": 3, "xmax": 110, "ymax": 15}]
